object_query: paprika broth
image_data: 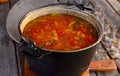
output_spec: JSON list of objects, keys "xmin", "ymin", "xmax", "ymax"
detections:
[{"xmin": 23, "ymin": 14, "xmax": 98, "ymax": 51}]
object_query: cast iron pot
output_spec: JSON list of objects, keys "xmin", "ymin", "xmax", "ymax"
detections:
[{"xmin": 19, "ymin": 5, "xmax": 103, "ymax": 76}]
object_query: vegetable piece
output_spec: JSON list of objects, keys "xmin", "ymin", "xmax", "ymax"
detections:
[
  {"xmin": 79, "ymin": 27, "xmax": 87, "ymax": 33},
  {"xmin": 86, "ymin": 35, "xmax": 93, "ymax": 42},
  {"xmin": 71, "ymin": 40, "xmax": 79, "ymax": 45},
  {"xmin": 45, "ymin": 40, "xmax": 55, "ymax": 46},
  {"xmin": 32, "ymin": 27, "xmax": 40, "ymax": 33},
  {"xmin": 43, "ymin": 25, "xmax": 52, "ymax": 31},
  {"xmin": 73, "ymin": 40, "xmax": 78, "ymax": 45},
  {"xmin": 34, "ymin": 38, "xmax": 42, "ymax": 45},
  {"xmin": 69, "ymin": 20, "xmax": 80, "ymax": 30},
  {"xmin": 68, "ymin": 21, "xmax": 75, "ymax": 29},
  {"xmin": 31, "ymin": 27, "xmax": 40, "ymax": 36},
  {"xmin": 56, "ymin": 29, "xmax": 65, "ymax": 35},
  {"xmin": 52, "ymin": 30, "xmax": 58, "ymax": 40}
]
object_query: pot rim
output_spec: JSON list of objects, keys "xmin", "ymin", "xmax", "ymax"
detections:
[{"xmin": 19, "ymin": 5, "xmax": 104, "ymax": 53}]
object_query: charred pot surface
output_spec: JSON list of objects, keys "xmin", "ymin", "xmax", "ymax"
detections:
[{"xmin": 26, "ymin": 45, "xmax": 97, "ymax": 76}]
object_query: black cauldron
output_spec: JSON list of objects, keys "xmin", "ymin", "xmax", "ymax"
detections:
[{"xmin": 18, "ymin": 5, "xmax": 104, "ymax": 76}]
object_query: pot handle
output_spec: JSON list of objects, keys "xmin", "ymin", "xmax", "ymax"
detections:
[
  {"xmin": 73, "ymin": 1, "xmax": 93, "ymax": 11},
  {"xmin": 57, "ymin": 0, "xmax": 93, "ymax": 11},
  {"xmin": 18, "ymin": 39, "xmax": 52, "ymax": 58}
]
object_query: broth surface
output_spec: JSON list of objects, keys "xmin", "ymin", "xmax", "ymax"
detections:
[{"xmin": 23, "ymin": 14, "xmax": 98, "ymax": 51}]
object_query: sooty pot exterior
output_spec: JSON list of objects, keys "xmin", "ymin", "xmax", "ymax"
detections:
[{"xmin": 26, "ymin": 45, "xmax": 97, "ymax": 76}]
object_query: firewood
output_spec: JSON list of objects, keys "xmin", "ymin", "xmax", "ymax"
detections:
[{"xmin": 89, "ymin": 60, "xmax": 117, "ymax": 71}]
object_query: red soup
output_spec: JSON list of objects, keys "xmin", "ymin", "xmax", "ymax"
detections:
[{"xmin": 23, "ymin": 14, "xmax": 98, "ymax": 51}]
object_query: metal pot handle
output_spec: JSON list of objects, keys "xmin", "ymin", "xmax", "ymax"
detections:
[
  {"xmin": 18, "ymin": 39, "xmax": 52, "ymax": 58},
  {"xmin": 57, "ymin": 0, "xmax": 93, "ymax": 11}
]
